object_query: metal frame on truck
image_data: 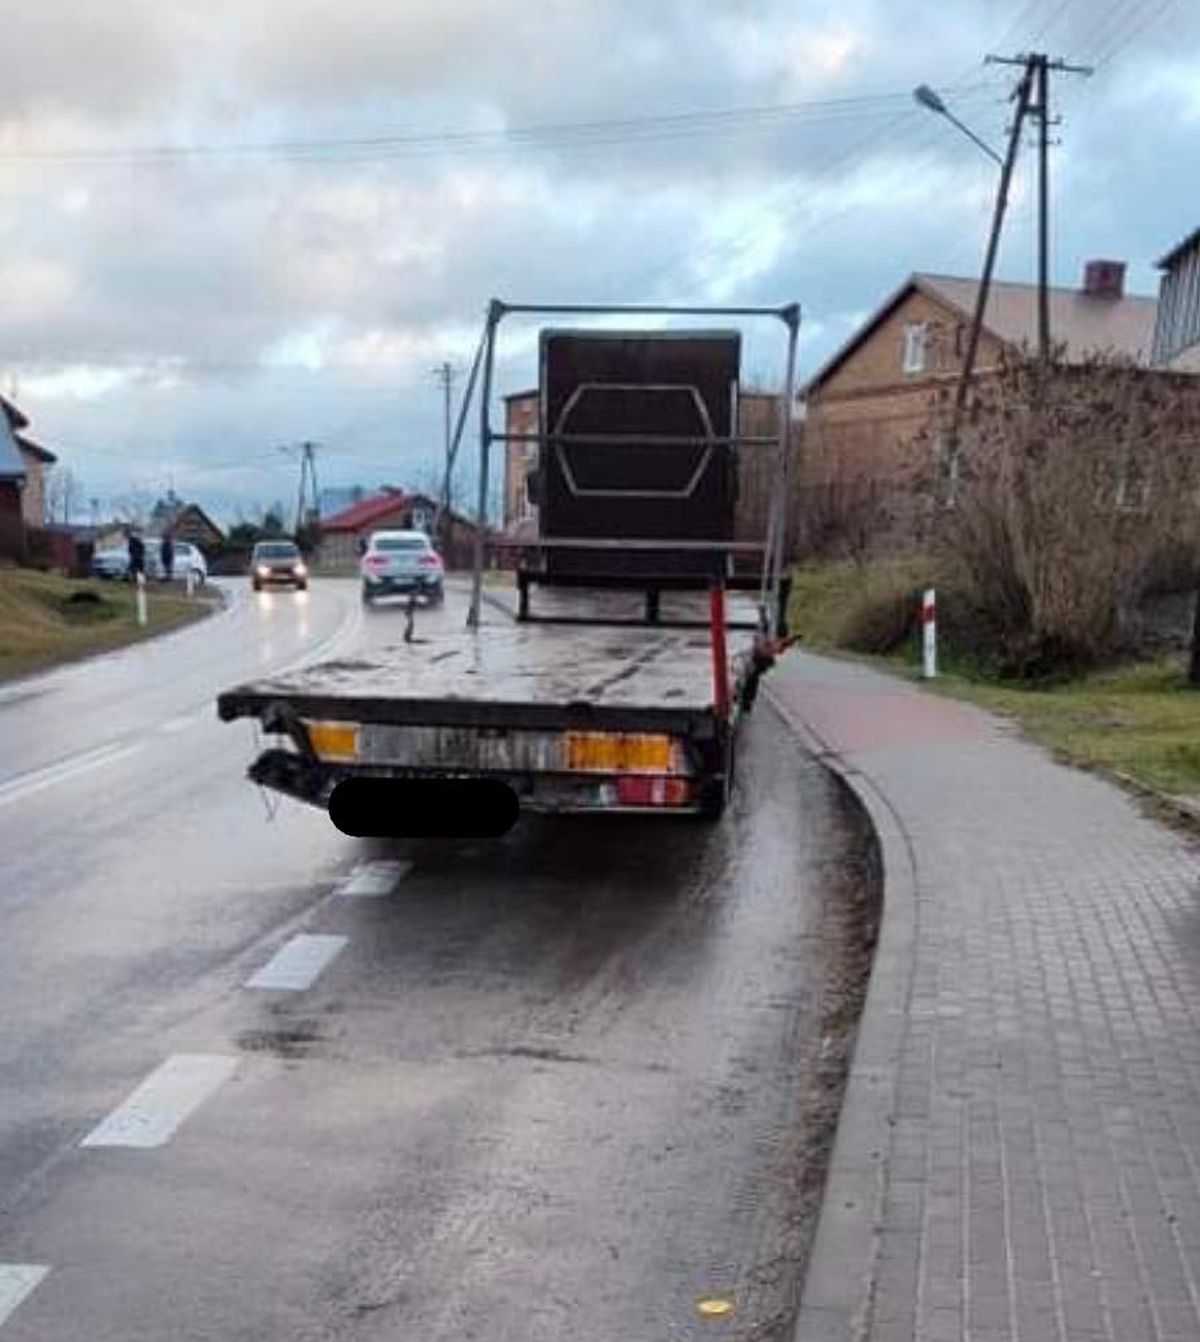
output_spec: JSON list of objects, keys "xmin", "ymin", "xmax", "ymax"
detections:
[
  {"xmin": 452, "ymin": 300, "xmax": 800, "ymax": 637},
  {"xmin": 217, "ymin": 298, "xmax": 801, "ymax": 820}
]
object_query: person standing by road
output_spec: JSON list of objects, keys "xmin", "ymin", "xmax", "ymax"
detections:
[
  {"xmin": 127, "ymin": 528, "xmax": 146, "ymax": 582},
  {"xmin": 160, "ymin": 531, "xmax": 175, "ymax": 583}
]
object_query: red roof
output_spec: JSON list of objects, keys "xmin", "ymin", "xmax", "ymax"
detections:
[{"xmin": 320, "ymin": 490, "xmax": 414, "ymax": 533}]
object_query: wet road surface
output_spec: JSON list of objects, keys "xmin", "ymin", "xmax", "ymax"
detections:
[{"xmin": 0, "ymin": 579, "xmax": 867, "ymax": 1340}]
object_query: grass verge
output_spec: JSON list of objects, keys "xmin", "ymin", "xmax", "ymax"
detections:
[
  {"xmin": 0, "ymin": 567, "xmax": 216, "ymax": 682},
  {"xmin": 789, "ymin": 559, "xmax": 1200, "ymax": 801},
  {"xmin": 930, "ymin": 660, "xmax": 1200, "ymax": 799}
]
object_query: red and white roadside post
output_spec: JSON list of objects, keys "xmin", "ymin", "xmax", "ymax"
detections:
[{"xmin": 921, "ymin": 587, "xmax": 937, "ymax": 679}]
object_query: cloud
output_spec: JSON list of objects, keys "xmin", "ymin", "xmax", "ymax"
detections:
[{"xmin": 0, "ymin": 0, "xmax": 1197, "ymax": 514}]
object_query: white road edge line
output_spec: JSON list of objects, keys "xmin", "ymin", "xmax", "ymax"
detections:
[
  {"xmin": 80, "ymin": 1054, "xmax": 238, "ymax": 1150},
  {"xmin": 0, "ymin": 742, "xmax": 141, "ymax": 811},
  {"xmin": 0, "ymin": 1265, "xmax": 48, "ymax": 1328},
  {"xmin": 336, "ymin": 860, "xmax": 411, "ymax": 897},
  {"xmin": 246, "ymin": 934, "xmax": 349, "ymax": 991}
]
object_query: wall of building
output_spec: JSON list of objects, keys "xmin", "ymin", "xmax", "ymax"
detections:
[
  {"xmin": 0, "ymin": 482, "xmax": 24, "ymax": 560},
  {"xmin": 19, "ymin": 450, "xmax": 45, "ymax": 528},
  {"xmin": 503, "ymin": 396, "xmax": 539, "ymax": 532},
  {"xmin": 800, "ymin": 289, "xmax": 1006, "ymax": 554},
  {"xmin": 1154, "ymin": 236, "xmax": 1200, "ymax": 368}
]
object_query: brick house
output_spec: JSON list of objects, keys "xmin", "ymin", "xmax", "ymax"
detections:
[
  {"xmin": 315, "ymin": 488, "xmax": 479, "ymax": 571},
  {"xmin": 501, "ymin": 386, "xmax": 799, "ymax": 559},
  {"xmin": 800, "ymin": 262, "xmax": 1158, "ymax": 551}
]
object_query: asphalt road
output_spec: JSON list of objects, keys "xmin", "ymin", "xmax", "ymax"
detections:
[{"xmin": 0, "ymin": 578, "xmax": 866, "ymax": 1341}]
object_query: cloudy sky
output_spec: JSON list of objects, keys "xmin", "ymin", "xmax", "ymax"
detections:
[{"xmin": 2, "ymin": 0, "xmax": 1197, "ymax": 523}]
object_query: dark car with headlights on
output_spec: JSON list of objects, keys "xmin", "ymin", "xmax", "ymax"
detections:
[{"xmin": 251, "ymin": 540, "xmax": 308, "ymax": 591}]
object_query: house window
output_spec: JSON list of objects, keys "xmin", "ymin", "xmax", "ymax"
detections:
[{"xmin": 902, "ymin": 322, "xmax": 928, "ymax": 375}]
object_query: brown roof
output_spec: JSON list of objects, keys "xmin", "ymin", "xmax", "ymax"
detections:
[
  {"xmin": 173, "ymin": 502, "xmax": 223, "ymax": 539},
  {"xmin": 806, "ymin": 272, "xmax": 1159, "ymax": 393},
  {"xmin": 15, "ymin": 434, "xmax": 56, "ymax": 465},
  {"xmin": 919, "ymin": 273, "xmax": 1158, "ymax": 362}
]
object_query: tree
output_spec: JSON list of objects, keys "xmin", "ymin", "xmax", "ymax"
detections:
[
  {"xmin": 260, "ymin": 506, "xmax": 286, "ymax": 537},
  {"xmin": 43, "ymin": 466, "xmax": 83, "ymax": 526},
  {"xmin": 925, "ymin": 351, "xmax": 1200, "ymax": 676}
]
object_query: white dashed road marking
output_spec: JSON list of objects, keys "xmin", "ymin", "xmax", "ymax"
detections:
[
  {"xmin": 246, "ymin": 934, "xmax": 348, "ymax": 991},
  {"xmin": 0, "ymin": 1266, "xmax": 48, "ymax": 1328},
  {"xmin": 335, "ymin": 860, "xmax": 411, "ymax": 897},
  {"xmin": 81, "ymin": 1054, "xmax": 238, "ymax": 1149}
]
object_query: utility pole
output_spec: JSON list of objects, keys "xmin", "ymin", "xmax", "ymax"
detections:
[
  {"xmin": 281, "ymin": 441, "xmax": 320, "ymax": 535},
  {"xmin": 952, "ymin": 64, "xmax": 1035, "ymax": 438},
  {"xmin": 986, "ymin": 52, "xmax": 1092, "ymax": 361},
  {"xmin": 434, "ymin": 362, "xmax": 455, "ymax": 471},
  {"xmin": 432, "ymin": 363, "xmax": 456, "ymax": 520},
  {"xmin": 1036, "ymin": 55, "xmax": 1051, "ymax": 358}
]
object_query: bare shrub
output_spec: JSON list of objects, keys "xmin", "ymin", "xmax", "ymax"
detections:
[
  {"xmin": 929, "ymin": 352, "xmax": 1200, "ymax": 676},
  {"xmin": 798, "ymin": 472, "xmax": 894, "ymax": 563}
]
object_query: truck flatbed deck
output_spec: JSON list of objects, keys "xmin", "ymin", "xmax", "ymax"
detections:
[
  {"xmin": 218, "ymin": 591, "xmax": 758, "ymax": 733},
  {"xmin": 217, "ymin": 589, "xmax": 767, "ymax": 818}
]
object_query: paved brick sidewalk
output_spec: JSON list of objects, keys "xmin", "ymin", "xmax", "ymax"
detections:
[{"xmin": 769, "ymin": 652, "xmax": 1200, "ymax": 1342}]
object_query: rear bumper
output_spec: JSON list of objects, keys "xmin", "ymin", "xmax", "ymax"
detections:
[
  {"xmin": 254, "ymin": 570, "xmax": 306, "ymax": 584},
  {"xmin": 362, "ymin": 574, "xmax": 442, "ymax": 592},
  {"xmin": 245, "ymin": 750, "xmax": 716, "ymax": 816}
]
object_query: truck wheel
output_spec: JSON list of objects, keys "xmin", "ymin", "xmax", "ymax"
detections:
[
  {"xmin": 252, "ymin": 579, "xmax": 262, "ymax": 592},
  {"xmin": 696, "ymin": 782, "xmax": 726, "ymax": 820},
  {"xmin": 427, "ymin": 584, "xmax": 444, "ymax": 606},
  {"xmin": 361, "ymin": 585, "xmax": 373, "ymax": 605},
  {"xmin": 697, "ymin": 733, "xmax": 736, "ymax": 821}
]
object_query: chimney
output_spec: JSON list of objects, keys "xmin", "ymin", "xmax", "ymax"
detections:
[{"xmin": 1082, "ymin": 259, "xmax": 1126, "ymax": 299}]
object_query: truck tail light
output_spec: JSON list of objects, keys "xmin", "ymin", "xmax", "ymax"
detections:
[
  {"xmin": 564, "ymin": 732, "xmax": 685, "ymax": 774},
  {"xmin": 305, "ymin": 721, "xmax": 360, "ymax": 761},
  {"xmin": 616, "ymin": 776, "xmax": 692, "ymax": 807}
]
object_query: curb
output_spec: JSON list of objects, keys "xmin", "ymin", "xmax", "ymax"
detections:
[
  {"xmin": 1109, "ymin": 768, "xmax": 1200, "ymax": 838},
  {"xmin": 764, "ymin": 680, "xmax": 921, "ymax": 1342}
]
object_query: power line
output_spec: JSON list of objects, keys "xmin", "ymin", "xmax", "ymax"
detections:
[
  {"xmin": 1079, "ymin": 0, "xmax": 1135, "ymax": 59},
  {"xmin": 0, "ymin": 89, "xmax": 984, "ymax": 166},
  {"xmin": 636, "ymin": 84, "xmax": 1000, "ymax": 303},
  {"xmin": 1092, "ymin": 0, "xmax": 1181, "ymax": 68}
]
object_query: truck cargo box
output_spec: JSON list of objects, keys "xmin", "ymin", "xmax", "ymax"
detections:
[{"xmin": 536, "ymin": 330, "xmax": 741, "ymax": 584}]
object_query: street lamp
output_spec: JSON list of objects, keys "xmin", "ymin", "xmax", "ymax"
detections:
[{"xmin": 913, "ymin": 84, "xmax": 1003, "ymax": 166}]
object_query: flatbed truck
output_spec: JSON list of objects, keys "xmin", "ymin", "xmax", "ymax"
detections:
[{"xmin": 217, "ymin": 300, "xmax": 799, "ymax": 823}]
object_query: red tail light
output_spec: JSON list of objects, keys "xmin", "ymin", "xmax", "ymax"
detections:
[
  {"xmin": 364, "ymin": 554, "xmax": 389, "ymax": 571},
  {"xmin": 418, "ymin": 553, "xmax": 442, "ymax": 569},
  {"xmin": 616, "ymin": 776, "xmax": 692, "ymax": 807}
]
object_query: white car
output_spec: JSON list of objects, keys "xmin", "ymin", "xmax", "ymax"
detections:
[
  {"xmin": 90, "ymin": 539, "xmax": 208, "ymax": 584},
  {"xmin": 360, "ymin": 530, "xmax": 444, "ymax": 605}
]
